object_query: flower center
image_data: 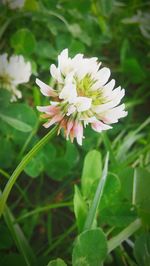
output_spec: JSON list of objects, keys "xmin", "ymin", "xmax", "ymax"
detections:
[
  {"xmin": 0, "ymin": 74, "xmax": 12, "ymax": 89},
  {"xmin": 76, "ymin": 74, "xmax": 106, "ymax": 105}
]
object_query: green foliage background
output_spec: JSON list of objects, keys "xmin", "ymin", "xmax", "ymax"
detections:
[{"xmin": 0, "ymin": 0, "xmax": 150, "ymax": 265}]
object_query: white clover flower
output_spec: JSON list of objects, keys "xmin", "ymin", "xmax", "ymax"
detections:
[
  {"xmin": 0, "ymin": 53, "xmax": 31, "ymax": 101},
  {"xmin": 2, "ymin": 0, "xmax": 25, "ymax": 9},
  {"xmin": 36, "ymin": 49, "xmax": 127, "ymax": 145}
]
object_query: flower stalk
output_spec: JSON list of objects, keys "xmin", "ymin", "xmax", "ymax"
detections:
[{"xmin": 0, "ymin": 125, "xmax": 58, "ymax": 217}]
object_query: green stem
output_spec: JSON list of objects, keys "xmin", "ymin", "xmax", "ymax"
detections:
[
  {"xmin": 16, "ymin": 201, "xmax": 73, "ymax": 222},
  {"xmin": 0, "ymin": 126, "xmax": 58, "ymax": 217},
  {"xmin": 108, "ymin": 219, "xmax": 141, "ymax": 253},
  {"xmin": 84, "ymin": 152, "xmax": 109, "ymax": 231},
  {"xmin": 17, "ymin": 120, "xmax": 39, "ymax": 160}
]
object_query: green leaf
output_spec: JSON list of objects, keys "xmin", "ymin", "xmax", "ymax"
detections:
[
  {"xmin": 72, "ymin": 228, "xmax": 108, "ymax": 266},
  {"xmin": 133, "ymin": 168, "xmax": 150, "ymax": 224},
  {"xmin": 73, "ymin": 185, "xmax": 88, "ymax": 232},
  {"xmin": 0, "ymin": 113, "xmax": 32, "ymax": 132},
  {"xmin": 99, "ymin": 173, "xmax": 121, "ymax": 210},
  {"xmin": 0, "ymin": 103, "xmax": 37, "ymax": 133},
  {"xmin": 100, "ymin": 202, "xmax": 137, "ymax": 228},
  {"xmin": 47, "ymin": 258, "xmax": 67, "ymax": 266},
  {"xmin": 11, "ymin": 29, "xmax": 36, "ymax": 55},
  {"xmin": 24, "ymin": 151, "xmax": 44, "ymax": 177},
  {"xmin": 0, "ymin": 138, "xmax": 14, "ymax": 168},
  {"xmin": 45, "ymin": 141, "xmax": 79, "ymax": 180},
  {"xmin": 69, "ymin": 40, "xmax": 85, "ymax": 55},
  {"xmin": 118, "ymin": 167, "xmax": 134, "ymax": 201},
  {"xmin": 24, "ymin": 0, "xmax": 39, "ymax": 11},
  {"xmin": 81, "ymin": 150, "xmax": 102, "ymax": 198},
  {"xmin": 0, "ymin": 89, "xmax": 11, "ymax": 108},
  {"xmin": 35, "ymin": 41, "xmax": 57, "ymax": 60},
  {"xmin": 99, "ymin": 0, "xmax": 114, "ymax": 16},
  {"xmin": 134, "ymin": 233, "xmax": 150, "ymax": 266}
]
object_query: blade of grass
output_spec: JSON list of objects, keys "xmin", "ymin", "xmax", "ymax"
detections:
[
  {"xmin": 15, "ymin": 201, "xmax": 73, "ymax": 222},
  {"xmin": 0, "ymin": 191, "xmax": 36, "ymax": 266},
  {"xmin": 0, "ymin": 125, "xmax": 58, "ymax": 217},
  {"xmin": 44, "ymin": 223, "xmax": 76, "ymax": 256},
  {"xmin": 4, "ymin": 206, "xmax": 36, "ymax": 266},
  {"xmin": 108, "ymin": 219, "xmax": 141, "ymax": 253},
  {"xmin": 84, "ymin": 152, "xmax": 109, "ymax": 231}
]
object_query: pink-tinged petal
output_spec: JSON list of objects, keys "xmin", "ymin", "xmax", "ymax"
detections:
[
  {"xmin": 43, "ymin": 114, "xmax": 63, "ymax": 128},
  {"xmin": 91, "ymin": 121, "xmax": 112, "ymax": 132},
  {"xmin": 70, "ymin": 128, "xmax": 75, "ymax": 143},
  {"xmin": 58, "ymin": 118, "xmax": 67, "ymax": 135},
  {"xmin": 74, "ymin": 122, "xmax": 84, "ymax": 145},
  {"xmin": 41, "ymin": 114, "xmax": 50, "ymax": 119},
  {"xmin": 66, "ymin": 120, "xmax": 74, "ymax": 139},
  {"xmin": 37, "ymin": 105, "xmax": 60, "ymax": 115},
  {"xmin": 36, "ymin": 78, "xmax": 57, "ymax": 97}
]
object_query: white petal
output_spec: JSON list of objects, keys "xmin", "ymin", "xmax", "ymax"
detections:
[
  {"xmin": 67, "ymin": 105, "xmax": 76, "ymax": 116},
  {"xmin": 75, "ymin": 97, "xmax": 92, "ymax": 112},
  {"xmin": 92, "ymin": 67, "xmax": 111, "ymax": 89},
  {"xmin": 99, "ymin": 104, "xmax": 128, "ymax": 124},
  {"xmin": 50, "ymin": 64, "xmax": 63, "ymax": 83},
  {"xmin": 58, "ymin": 49, "xmax": 73, "ymax": 76},
  {"xmin": 102, "ymin": 79, "xmax": 116, "ymax": 95},
  {"xmin": 59, "ymin": 83, "xmax": 77, "ymax": 103},
  {"xmin": 93, "ymin": 88, "xmax": 125, "ymax": 113}
]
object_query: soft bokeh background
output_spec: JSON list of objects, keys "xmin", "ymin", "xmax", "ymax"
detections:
[{"xmin": 0, "ymin": 1, "xmax": 150, "ymax": 265}]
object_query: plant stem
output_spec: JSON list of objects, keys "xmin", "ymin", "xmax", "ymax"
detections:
[
  {"xmin": 16, "ymin": 201, "xmax": 73, "ymax": 222},
  {"xmin": 0, "ymin": 126, "xmax": 58, "ymax": 217},
  {"xmin": 108, "ymin": 219, "xmax": 141, "ymax": 253},
  {"xmin": 84, "ymin": 152, "xmax": 109, "ymax": 231}
]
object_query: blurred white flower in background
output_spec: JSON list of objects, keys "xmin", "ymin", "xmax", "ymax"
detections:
[
  {"xmin": 0, "ymin": 54, "xmax": 32, "ymax": 101},
  {"xmin": 36, "ymin": 49, "xmax": 127, "ymax": 145},
  {"xmin": 2, "ymin": 0, "xmax": 25, "ymax": 9}
]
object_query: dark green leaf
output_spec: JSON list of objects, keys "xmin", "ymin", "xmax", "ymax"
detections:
[
  {"xmin": 133, "ymin": 168, "xmax": 150, "ymax": 224},
  {"xmin": 81, "ymin": 150, "xmax": 102, "ymax": 198},
  {"xmin": 11, "ymin": 29, "xmax": 36, "ymax": 55},
  {"xmin": 47, "ymin": 258, "xmax": 67, "ymax": 266},
  {"xmin": 73, "ymin": 185, "xmax": 88, "ymax": 232},
  {"xmin": 0, "ymin": 113, "xmax": 32, "ymax": 132},
  {"xmin": 72, "ymin": 228, "xmax": 107, "ymax": 266}
]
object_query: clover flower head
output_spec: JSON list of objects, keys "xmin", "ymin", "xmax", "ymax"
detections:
[
  {"xmin": 36, "ymin": 49, "xmax": 127, "ymax": 145},
  {"xmin": 0, "ymin": 53, "xmax": 31, "ymax": 101},
  {"xmin": 2, "ymin": 0, "xmax": 25, "ymax": 9}
]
